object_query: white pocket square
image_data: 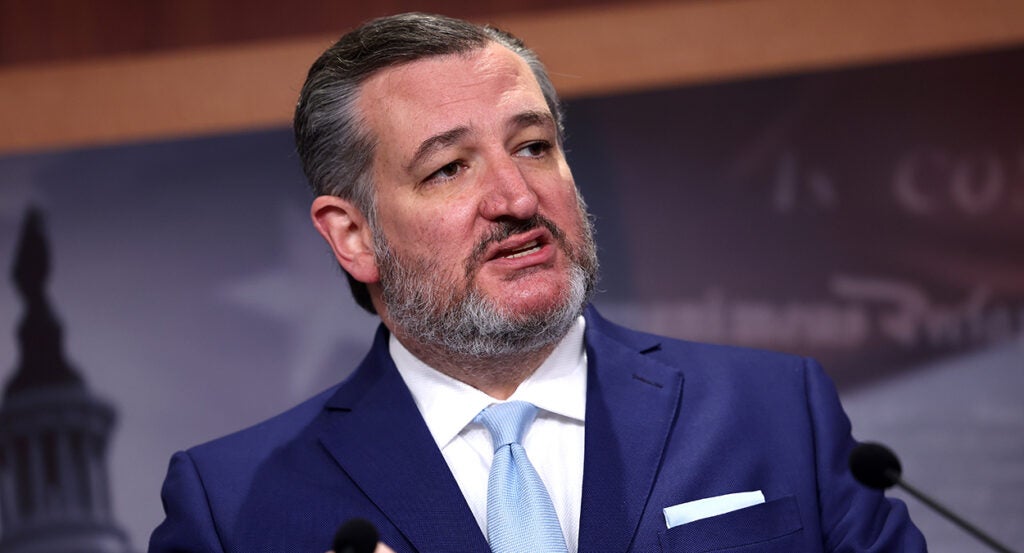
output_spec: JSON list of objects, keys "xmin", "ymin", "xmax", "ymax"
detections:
[{"xmin": 663, "ymin": 490, "xmax": 766, "ymax": 529}]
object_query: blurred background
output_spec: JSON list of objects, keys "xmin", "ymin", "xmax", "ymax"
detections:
[{"xmin": 1, "ymin": 1, "xmax": 1022, "ymax": 551}]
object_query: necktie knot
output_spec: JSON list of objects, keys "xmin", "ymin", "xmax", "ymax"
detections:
[{"xmin": 475, "ymin": 401, "xmax": 538, "ymax": 451}]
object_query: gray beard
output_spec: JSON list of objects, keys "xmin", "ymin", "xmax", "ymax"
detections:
[{"xmin": 373, "ymin": 211, "xmax": 597, "ymax": 360}]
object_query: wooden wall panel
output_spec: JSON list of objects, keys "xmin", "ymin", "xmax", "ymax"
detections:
[
  {"xmin": 2, "ymin": 0, "xmax": 1023, "ymax": 154},
  {"xmin": 0, "ymin": 0, "xmax": 630, "ymax": 65}
]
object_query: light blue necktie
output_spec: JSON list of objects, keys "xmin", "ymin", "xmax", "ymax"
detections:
[{"xmin": 475, "ymin": 401, "xmax": 569, "ymax": 553}]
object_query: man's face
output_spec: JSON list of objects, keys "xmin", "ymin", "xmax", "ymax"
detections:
[{"xmin": 357, "ymin": 42, "xmax": 596, "ymax": 355}]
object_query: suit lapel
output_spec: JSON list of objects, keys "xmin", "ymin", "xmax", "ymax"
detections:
[
  {"xmin": 316, "ymin": 327, "xmax": 489, "ymax": 553},
  {"xmin": 578, "ymin": 309, "xmax": 684, "ymax": 553}
]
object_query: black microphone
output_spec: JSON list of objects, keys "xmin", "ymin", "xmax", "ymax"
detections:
[
  {"xmin": 849, "ymin": 442, "xmax": 1018, "ymax": 553},
  {"xmin": 332, "ymin": 518, "xmax": 379, "ymax": 553},
  {"xmin": 849, "ymin": 442, "xmax": 902, "ymax": 490}
]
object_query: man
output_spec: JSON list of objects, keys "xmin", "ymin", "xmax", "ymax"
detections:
[{"xmin": 150, "ymin": 13, "xmax": 925, "ymax": 553}]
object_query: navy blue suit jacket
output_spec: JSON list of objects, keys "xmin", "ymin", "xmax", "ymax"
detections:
[{"xmin": 150, "ymin": 307, "xmax": 925, "ymax": 552}]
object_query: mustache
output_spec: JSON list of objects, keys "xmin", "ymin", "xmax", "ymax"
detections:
[{"xmin": 465, "ymin": 215, "xmax": 567, "ymax": 276}]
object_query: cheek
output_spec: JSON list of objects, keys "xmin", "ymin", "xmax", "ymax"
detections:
[
  {"xmin": 541, "ymin": 183, "xmax": 585, "ymax": 229},
  {"xmin": 382, "ymin": 199, "xmax": 479, "ymax": 259},
  {"xmin": 532, "ymin": 160, "xmax": 578, "ymax": 206}
]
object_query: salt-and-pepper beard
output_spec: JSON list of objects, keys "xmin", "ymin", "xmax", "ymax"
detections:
[{"xmin": 373, "ymin": 198, "xmax": 598, "ymax": 360}]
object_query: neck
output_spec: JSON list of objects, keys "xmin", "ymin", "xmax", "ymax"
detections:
[{"xmin": 393, "ymin": 331, "xmax": 559, "ymax": 400}]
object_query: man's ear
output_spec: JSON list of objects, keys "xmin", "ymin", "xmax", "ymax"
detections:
[{"xmin": 310, "ymin": 195, "xmax": 379, "ymax": 284}]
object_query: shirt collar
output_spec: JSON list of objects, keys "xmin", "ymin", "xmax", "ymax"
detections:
[{"xmin": 391, "ymin": 316, "xmax": 588, "ymax": 450}]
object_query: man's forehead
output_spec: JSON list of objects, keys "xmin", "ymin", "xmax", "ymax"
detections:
[
  {"xmin": 355, "ymin": 43, "xmax": 550, "ymax": 144},
  {"xmin": 362, "ymin": 43, "xmax": 523, "ymax": 93}
]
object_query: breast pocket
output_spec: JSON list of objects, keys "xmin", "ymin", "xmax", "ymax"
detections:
[{"xmin": 658, "ymin": 495, "xmax": 803, "ymax": 552}]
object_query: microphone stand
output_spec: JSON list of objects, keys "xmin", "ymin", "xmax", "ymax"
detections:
[{"xmin": 885, "ymin": 468, "xmax": 1018, "ymax": 553}]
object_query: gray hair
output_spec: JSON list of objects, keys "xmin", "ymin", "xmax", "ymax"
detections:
[{"xmin": 293, "ymin": 12, "xmax": 565, "ymax": 313}]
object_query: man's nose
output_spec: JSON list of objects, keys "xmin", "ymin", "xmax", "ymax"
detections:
[{"xmin": 478, "ymin": 156, "xmax": 539, "ymax": 221}]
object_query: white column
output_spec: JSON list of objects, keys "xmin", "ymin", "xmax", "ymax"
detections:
[
  {"xmin": 0, "ymin": 440, "xmax": 19, "ymax": 530},
  {"xmin": 87, "ymin": 434, "xmax": 106, "ymax": 517},
  {"xmin": 95, "ymin": 435, "xmax": 113, "ymax": 518},
  {"xmin": 27, "ymin": 435, "xmax": 46, "ymax": 523},
  {"xmin": 56, "ymin": 429, "xmax": 78, "ymax": 518}
]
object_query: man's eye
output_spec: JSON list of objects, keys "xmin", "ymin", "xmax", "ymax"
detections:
[
  {"xmin": 425, "ymin": 161, "xmax": 463, "ymax": 183},
  {"xmin": 514, "ymin": 141, "xmax": 552, "ymax": 158}
]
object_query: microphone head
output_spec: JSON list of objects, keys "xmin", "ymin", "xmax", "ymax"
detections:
[
  {"xmin": 849, "ymin": 442, "xmax": 902, "ymax": 490},
  {"xmin": 332, "ymin": 518, "xmax": 379, "ymax": 553}
]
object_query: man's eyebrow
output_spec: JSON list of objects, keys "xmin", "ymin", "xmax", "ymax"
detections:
[
  {"xmin": 405, "ymin": 126, "xmax": 469, "ymax": 172},
  {"xmin": 509, "ymin": 110, "xmax": 555, "ymax": 134},
  {"xmin": 404, "ymin": 111, "xmax": 555, "ymax": 173}
]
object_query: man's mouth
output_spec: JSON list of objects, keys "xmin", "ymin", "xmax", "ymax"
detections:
[
  {"xmin": 502, "ymin": 240, "xmax": 541, "ymax": 259},
  {"xmin": 467, "ymin": 215, "xmax": 565, "ymax": 274}
]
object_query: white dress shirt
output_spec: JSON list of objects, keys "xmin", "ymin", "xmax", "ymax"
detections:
[{"xmin": 391, "ymin": 316, "xmax": 588, "ymax": 553}]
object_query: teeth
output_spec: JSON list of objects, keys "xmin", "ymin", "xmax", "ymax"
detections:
[{"xmin": 504, "ymin": 240, "xmax": 540, "ymax": 259}]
